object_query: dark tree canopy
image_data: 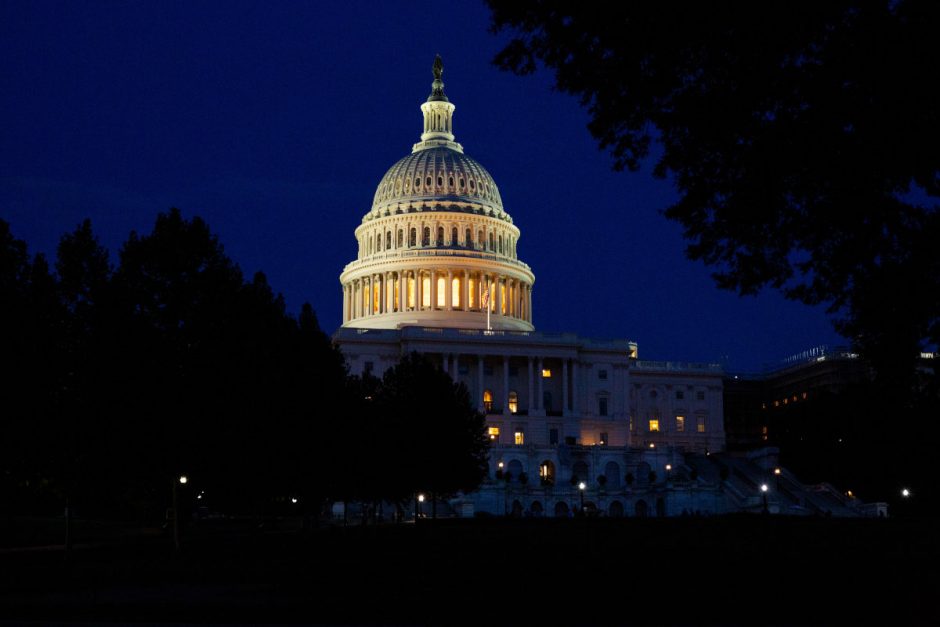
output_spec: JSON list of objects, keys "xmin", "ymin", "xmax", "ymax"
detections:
[{"xmin": 489, "ymin": 1, "xmax": 940, "ymax": 388}]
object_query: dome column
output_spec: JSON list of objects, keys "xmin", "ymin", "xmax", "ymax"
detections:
[
  {"xmin": 430, "ymin": 269, "xmax": 438, "ymax": 310},
  {"xmin": 495, "ymin": 275, "xmax": 503, "ymax": 316},
  {"xmin": 462, "ymin": 269, "xmax": 469, "ymax": 311},
  {"xmin": 398, "ymin": 271, "xmax": 405, "ymax": 312},
  {"xmin": 446, "ymin": 270, "xmax": 454, "ymax": 311}
]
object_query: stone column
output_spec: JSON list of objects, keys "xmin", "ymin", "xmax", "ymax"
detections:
[
  {"xmin": 537, "ymin": 357, "xmax": 544, "ymax": 413},
  {"xmin": 342, "ymin": 283, "xmax": 348, "ymax": 323},
  {"xmin": 364, "ymin": 276, "xmax": 371, "ymax": 316},
  {"xmin": 572, "ymin": 360, "xmax": 579, "ymax": 415},
  {"xmin": 503, "ymin": 355, "xmax": 510, "ymax": 416},
  {"xmin": 416, "ymin": 270, "xmax": 423, "ymax": 311},
  {"xmin": 385, "ymin": 272, "xmax": 392, "ymax": 313},
  {"xmin": 528, "ymin": 356, "xmax": 534, "ymax": 412},
  {"xmin": 563, "ymin": 358, "xmax": 569, "ymax": 416},
  {"xmin": 398, "ymin": 272, "xmax": 405, "ymax": 312},
  {"xmin": 462, "ymin": 270, "xmax": 469, "ymax": 311},
  {"xmin": 446, "ymin": 269, "xmax": 453, "ymax": 311},
  {"xmin": 478, "ymin": 356, "xmax": 485, "ymax": 413},
  {"xmin": 495, "ymin": 276, "xmax": 503, "ymax": 315},
  {"xmin": 527, "ymin": 284, "xmax": 533, "ymax": 322},
  {"xmin": 430, "ymin": 269, "xmax": 438, "ymax": 310}
]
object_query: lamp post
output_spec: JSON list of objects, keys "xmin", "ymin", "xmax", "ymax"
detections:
[
  {"xmin": 578, "ymin": 481, "xmax": 586, "ymax": 515},
  {"xmin": 173, "ymin": 474, "xmax": 188, "ymax": 551},
  {"xmin": 760, "ymin": 483, "xmax": 769, "ymax": 514},
  {"xmin": 417, "ymin": 493, "xmax": 425, "ymax": 520}
]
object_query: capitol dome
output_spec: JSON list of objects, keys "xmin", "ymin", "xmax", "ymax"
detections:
[{"xmin": 340, "ymin": 56, "xmax": 535, "ymax": 332}]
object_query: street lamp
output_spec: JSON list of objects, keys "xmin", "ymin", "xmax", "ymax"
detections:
[
  {"xmin": 760, "ymin": 483, "xmax": 769, "ymax": 514},
  {"xmin": 417, "ymin": 493, "xmax": 425, "ymax": 519},
  {"xmin": 901, "ymin": 488, "xmax": 911, "ymax": 498},
  {"xmin": 578, "ymin": 481, "xmax": 586, "ymax": 514},
  {"xmin": 172, "ymin": 474, "xmax": 188, "ymax": 551}
]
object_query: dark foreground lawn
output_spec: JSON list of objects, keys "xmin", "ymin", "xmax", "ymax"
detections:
[{"xmin": 0, "ymin": 515, "xmax": 936, "ymax": 626}]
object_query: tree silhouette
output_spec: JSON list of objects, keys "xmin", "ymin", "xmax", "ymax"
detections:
[{"xmin": 489, "ymin": 1, "xmax": 940, "ymax": 390}]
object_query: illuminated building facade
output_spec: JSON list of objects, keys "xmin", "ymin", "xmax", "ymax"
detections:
[{"xmin": 334, "ymin": 58, "xmax": 881, "ymax": 518}]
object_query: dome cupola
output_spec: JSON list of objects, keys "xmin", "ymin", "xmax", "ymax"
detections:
[{"xmin": 340, "ymin": 57, "xmax": 535, "ymax": 332}]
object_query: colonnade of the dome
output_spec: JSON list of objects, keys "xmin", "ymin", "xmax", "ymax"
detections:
[{"xmin": 342, "ymin": 268, "xmax": 532, "ymax": 326}]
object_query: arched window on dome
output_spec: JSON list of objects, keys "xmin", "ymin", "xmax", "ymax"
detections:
[
  {"xmin": 436, "ymin": 226, "xmax": 444, "ymax": 246},
  {"xmin": 397, "ymin": 229, "xmax": 403, "ymax": 248},
  {"xmin": 488, "ymin": 233, "xmax": 495, "ymax": 251},
  {"xmin": 422, "ymin": 227, "xmax": 430, "ymax": 247},
  {"xmin": 465, "ymin": 228, "xmax": 472, "ymax": 248},
  {"xmin": 451, "ymin": 227, "xmax": 458, "ymax": 247},
  {"xmin": 385, "ymin": 231, "xmax": 391, "ymax": 250},
  {"xmin": 426, "ymin": 176, "xmax": 432, "ymax": 188},
  {"xmin": 409, "ymin": 228, "xmax": 416, "ymax": 247},
  {"xmin": 415, "ymin": 177, "xmax": 421, "ymax": 190},
  {"xmin": 498, "ymin": 235, "xmax": 503, "ymax": 254},
  {"xmin": 437, "ymin": 176, "xmax": 443, "ymax": 188},
  {"xmin": 478, "ymin": 230, "xmax": 484, "ymax": 250},
  {"xmin": 448, "ymin": 176, "xmax": 454, "ymax": 189}
]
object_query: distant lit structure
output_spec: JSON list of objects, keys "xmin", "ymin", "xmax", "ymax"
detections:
[{"xmin": 332, "ymin": 58, "xmax": 881, "ymax": 518}]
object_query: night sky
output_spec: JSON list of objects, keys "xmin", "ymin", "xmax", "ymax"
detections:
[{"xmin": 0, "ymin": 1, "xmax": 844, "ymax": 372}]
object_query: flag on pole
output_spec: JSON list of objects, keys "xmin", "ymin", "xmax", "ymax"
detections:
[{"xmin": 481, "ymin": 284, "xmax": 489, "ymax": 310}]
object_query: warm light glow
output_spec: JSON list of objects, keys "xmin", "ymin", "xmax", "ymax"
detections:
[
  {"xmin": 418, "ymin": 494, "xmax": 425, "ymax": 502},
  {"xmin": 901, "ymin": 488, "xmax": 911, "ymax": 498},
  {"xmin": 451, "ymin": 277, "xmax": 460, "ymax": 308},
  {"xmin": 846, "ymin": 491, "xmax": 854, "ymax": 498},
  {"xmin": 541, "ymin": 369, "xmax": 552, "ymax": 378},
  {"xmin": 676, "ymin": 415, "xmax": 685, "ymax": 432},
  {"xmin": 436, "ymin": 276, "xmax": 446, "ymax": 308},
  {"xmin": 665, "ymin": 464, "xmax": 672, "ymax": 471},
  {"xmin": 497, "ymin": 461, "xmax": 504, "ymax": 469},
  {"xmin": 649, "ymin": 443, "xmax": 656, "ymax": 449},
  {"xmin": 422, "ymin": 276, "xmax": 431, "ymax": 307},
  {"xmin": 649, "ymin": 419, "xmax": 660, "ymax": 432},
  {"xmin": 488, "ymin": 426, "xmax": 500, "ymax": 441},
  {"xmin": 578, "ymin": 481, "xmax": 586, "ymax": 491},
  {"xmin": 760, "ymin": 484, "xmax": 769, "ymax": 493},
  {"xmin": 773, "ymin": 467, "xmax": 781, "ymax": 475},
  {"xmin": 508, "ymin": 391, "xmax": 518, "ymax": 414},
  {"xmin": 697, "ymin": 417, "xmax": 706, "ymax": 433},
  {"xmin": 540, "ymin": 464, "xmax": 550, "ymax": 478},
  {"xmin": 514, "ymin": 431, "xmax": 524, "ymax": 445},
  {"xmin": 291, "ymin": 497, "xmax": 298, "ymax": 504},
  {"xmin": 178, "ymin": 475, "xmax": 188, "ymax": 485}
]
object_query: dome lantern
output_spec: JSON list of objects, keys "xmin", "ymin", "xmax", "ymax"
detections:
[{"xmin": 415, "ymin": 55, "xmax": 463, "ymax": 153}]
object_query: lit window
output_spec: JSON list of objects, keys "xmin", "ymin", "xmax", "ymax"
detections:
[
  {"xmin": 697, "ymin": 416, "xmax": 706, "ymax": 433},
  {"xmin": 649, "ymin": 419, "xmax": 660, "ymax": 432},
  {"xmin": 761, "ymin": 425, "xmax": 768, "ymax": 441},
  {"xmin": 514, "ymin": 430, "xmax": 524, "ymax": 445},
  {"xmin": 488, "ymin": 426, "xmax": 500, "ymax": 441},
  {"xmin": 542, "ymin": 369, "xmax": 552, "ymax": 378},
  {"xmin": 508, "ymin": 390, "xmax": 518, "ymax": 414},
  {"xmin": 483, "ymin": 390, "xmax": 493, "ymax": 413},
  {"xmin": 676, "ymin": 415, "xmax": 685, "ymax": 432},
  {"xmin": 802, "ymin": 392, "xmax": 808, "ymax": 400}
]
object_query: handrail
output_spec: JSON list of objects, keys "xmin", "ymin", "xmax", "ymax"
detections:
[{"xmin": 342, "ymin": 247, "xmax": 533, "ymax": 273}]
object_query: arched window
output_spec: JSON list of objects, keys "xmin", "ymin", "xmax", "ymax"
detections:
[
  {"xmin": 478, "ymin": 230, "xmax": 484, "ymax": 248},
  {"xmin": 397, "ymin": 229, "xmax": 403, "ymax": 248},
  {"xmin": 498, "ymin": 235, "xmax": 503, "ymax": 254},
  {"xmin": 451, "ymin": 227, "xmax": 458, "ymax": 246},
  {"xmin": 422, "ymin": 227, "xmax": 430, "ymax": 246},
  {"xmin": 376, "ymin": 233, "xmax": 382, "ymax": 251},
  {"xmin": 483, "ymin": 389, "xmax": 493, "ymax": 413},
  {"xmin": 415, "ymin": 177, "xmax": 421, "ymax": 189},
  {"xmin": 604, "ymin": 462, "xmax": 621, "ymax": 488},
  {"xmin": 386, "ymin": 231, "xmax": 391, "ymax": 250},
  {"xmin": 436, "ymin": 226, "xmax": 444, "ymax": 246},
  {"xmin": 465, "ymin": 228, "xmax": 472, "ymax": 247},
  {"xmin": 554, "ymin": 501, "xmax": 569, "ymax": 518},
  {"xmin": 539, "ymin": 460, "xmax": 555, "ymax": 486},
  {"xmin": 448, "ymin": 176, "xmax": 454, "ymax": 188},
  {"xmin": 508, "ymin": 390, "xmax": 518, "ymax": 414},
  {"xmin": 488, "ymin": 233, "xmax": 495, "ymax": 251},
  {"xmin": 409, "ymin": 228, "xmax": 416, "ymax": 247}
]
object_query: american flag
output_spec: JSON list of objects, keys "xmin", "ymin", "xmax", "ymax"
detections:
[{"xmin": 481, "ymin": 284, "xmax": 489, "ymax": 309}]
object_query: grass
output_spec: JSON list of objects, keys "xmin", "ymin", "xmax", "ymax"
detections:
[{"xmin": 0, "ymin": 515, "xmax": 936, "ymax": 625}]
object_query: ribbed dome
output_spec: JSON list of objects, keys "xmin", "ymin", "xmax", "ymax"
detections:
[{"xmin": 370, "ymin": 146, "xmax": 505, "ymax": 217}]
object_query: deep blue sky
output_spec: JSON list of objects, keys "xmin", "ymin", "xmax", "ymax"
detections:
[{"xmin": 0, "ymin": 1, "xmax": 843, "ymax": 371}]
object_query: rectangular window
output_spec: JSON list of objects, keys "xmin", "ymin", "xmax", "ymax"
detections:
[
  {"xmin": 676, "ymin": 415, "xmax": 685, "ymax": 432},
  {"xmin": 541, "ymin": 369, "xmax": 552, "ymax": 378},
  {"xmin": 599, "ymin": 432, "xmax": 608, "ymax": 446},
  {"xmin": 549, "ymin": 428, "xmax": 559, "ymax": 446},
  {"xmin": 649, "ymin": 419, "xmax": 660, "ymax": 432},
  {"xmin": 598, "ymin": 397, "xmax": 608, "ymax": 416},
  {"xmin": 696, "ymin": 391, "xmax": 706, "ymax": 401},
  {"xmin": 487, "ymin": 426, "xmax": 500, "ymax": 442},
  {"xmin": 514, "ymin": 430, "xmax": 524, "ymax": 445},
  {"xmin": 697, "ymin": 416, "xmax": 706, "ymax": 433},
  {"xmin": 598, "ymin": 369, "xmax": 608, "ymax": 380},
  {"xmin": 676, "ymin": 390, "xmax": 684, "ymax": 400}
]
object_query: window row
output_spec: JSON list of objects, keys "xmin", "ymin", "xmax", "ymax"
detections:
[{"xmin": 360, "ymin": 225, "xmax": 517, "ymax": 258}]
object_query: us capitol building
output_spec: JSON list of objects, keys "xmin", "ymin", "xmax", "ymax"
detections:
[{"xmin": 333, "ymin": 57, "xmax": 881, "ymax": 518}]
